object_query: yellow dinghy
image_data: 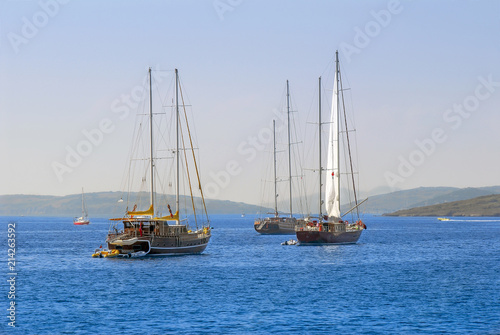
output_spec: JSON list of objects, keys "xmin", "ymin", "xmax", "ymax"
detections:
[
  {"xmin": 103, "ymin": 249, "xmax": 120, "ymax": 258},
  {"xmin": 92, "ymin": 248, "xmax": 104, "ymax": 258},
  {"xmin": 92, "ymin": 248, "xmax": 119, "ymax": 258}
]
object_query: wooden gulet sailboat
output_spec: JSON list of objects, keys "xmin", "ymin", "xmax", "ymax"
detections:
[
  {"xmin": 254, "ymin": 81, "xmax": 303, "ymax": 234},
  {"xmin": 74, "ymin": 188, "xmax": 90, "ymax": 225},
  {"xmin": 296, "ymin": 51, "xmax": 367, "ymax": 245},
  {"xmin": 102, "ymin": 68, "xmax": 211, "ymax": 257}
]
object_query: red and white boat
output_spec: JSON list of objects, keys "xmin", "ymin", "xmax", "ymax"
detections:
[{"xmin": 74, "ymin": 188, "xmax": 90, "ymax": 225}]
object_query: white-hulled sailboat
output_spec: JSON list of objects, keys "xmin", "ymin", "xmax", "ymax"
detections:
[
  {"xmin": 100, "ymin": 68, "xmax": 211, "ymax": 257},
  {"xmin": 74, "ymin": 188, "xmax": 90, "ymax": 225},
  {"xmin": 296, "ymin": 51, "xmax": 367, "ymax": 245}
]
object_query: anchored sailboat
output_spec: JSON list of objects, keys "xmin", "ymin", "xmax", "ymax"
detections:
[
  {"xmin": 101, "ymin": 68, "xmax": 211, "ymax": 257},
  {"xmin": 296, "ymin": 51, "xmax": 367, "ymax": 245},
  {"xmin": 74, "ymin": 188, "xmax": 90, "ymax": 225},
  {"xmin": 255, "ymin": 81, "xmax": 305, "ymax": 234}
]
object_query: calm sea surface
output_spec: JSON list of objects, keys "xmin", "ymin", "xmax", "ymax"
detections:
[{"xmin": 1, "ymin": 215, "xmax": 499, "ymax": 334}]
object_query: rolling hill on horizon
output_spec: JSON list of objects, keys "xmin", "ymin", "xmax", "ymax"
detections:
[
  {"xmin": 2, "ymin": 186, "xmax": 500, "ymax": 217},
  {"xmin": 360, "ymin": 186, "xmax": 500, "ymax": 214},
  {"xmin": 0, "ymin": 192, "xmax": 269, "ymax": 217},
  {"xmin": 383, "ymin": 194, "xmax": 500, "ymax": 217}
]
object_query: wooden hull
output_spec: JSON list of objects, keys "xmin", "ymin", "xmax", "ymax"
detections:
[
  {"xmin": 107, "ymin": 221, "xmax": 211, "ymax": 256},
  {"xmin": 149, "ymin": 242, "xmax": 209, "ymax": 255},
  {"xmin": 254, "ymin": 217, "xmax": 298, "ymax": 235},
  {"xmin": 296, "ymin": 229, "xmax": 362, "ymax": 245},
  {"xmin": 107, "ymin": 234, "xmax": 210, "ymax": 256}
]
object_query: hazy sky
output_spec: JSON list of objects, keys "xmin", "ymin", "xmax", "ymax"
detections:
[{"xmin": 1, "ymin": 0, "xmax": 499, "ymax": 206}]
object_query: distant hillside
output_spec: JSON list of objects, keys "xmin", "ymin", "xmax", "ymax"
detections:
[
  {"xmin": 0, "ymin": 192, "xmax": 269, "ymax": 217},
  {"xmin": 2, "ymin": 186, "xmax": 500, "ymax": 217},
  {"xmin": 409, "ymin": 187, "xmax": 496, "ymax": 208},
  {"xmin": 362, "ymin": 186, "xmax": 500, "ymax": 214},
  {"xmin": 384, "ymin": 194, "xmax": 500, "ymax": 217},
  {"xmin": 362, "ymin": 187, "xmax": 458, "ymax": 214}
]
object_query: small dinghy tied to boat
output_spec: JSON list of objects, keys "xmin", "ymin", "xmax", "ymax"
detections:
[{"xmin": 281, "ymin": 239, "xmax": 298, "ymax": 245}]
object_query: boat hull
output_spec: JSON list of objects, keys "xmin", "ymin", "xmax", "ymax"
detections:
[
  {"xmin": 296, "ymin": 229, "xmax": 362, "ymax": 245},
  {"xmin": 149, "ymin": 242, "xmax": 209, "ymax": 256},
  {"xmin": 254, "ymin": 217, "xmax": 299, "ymax": 235},
  {"xmin": 74, "ymin": 220, "xmax": 89, "ymax": 225},
  {"xmin": 107, "ymin": 227, "xmax": 211, "ymax": 256}
]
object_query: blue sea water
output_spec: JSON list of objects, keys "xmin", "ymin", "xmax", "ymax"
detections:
[{"xmin": 1, "ymin": 215, "xmax": 499, "ymax": 334}]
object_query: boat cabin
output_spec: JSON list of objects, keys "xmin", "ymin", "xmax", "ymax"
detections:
[{"xmin": 121, "ymin": 219, "xmax": 189, "ymax": 237}]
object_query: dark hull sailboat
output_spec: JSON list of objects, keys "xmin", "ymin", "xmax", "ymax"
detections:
[
  {"xmin": 98, "ymin": 68, "xmax": 211, "ymax": 257},
  {"xmin": 255, "ymin": 84, "xmax": 305, "ymax": 235},
  {"xmin": 296, "ymin": 223, "xmax": 363, "ymax": 245},
  {"xmin": 106, "ymin": 217, "xmax": 210, "ymax": 256},
  {"xmin": 296, "ymin": 51, "xmax": 366, "ymax": 245},
  {"xmin": 254, "ymin": 217, "xmax": 297, "ymax": 235}
]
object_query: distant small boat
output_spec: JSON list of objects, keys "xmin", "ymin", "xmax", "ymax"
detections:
[
  {"xmin": 438, "ymin": 217, "xmax": 450, "ymax": 221},
  {"xmin": 281, "ymin": 239, "xmax": 297, "ymax": 245},
  {"xmin": 74, "ymin": 188, "xmax": 90, "ymax": 225}
]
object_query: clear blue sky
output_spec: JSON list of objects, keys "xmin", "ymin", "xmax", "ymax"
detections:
[{"xmin": 1, "ymin": 0, "xmax": 499, "ymax": 205}]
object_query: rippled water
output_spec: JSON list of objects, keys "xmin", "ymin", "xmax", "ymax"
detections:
[{"xmin": 1, "ymin": 215, "xmax": 499, "ymax": 334}]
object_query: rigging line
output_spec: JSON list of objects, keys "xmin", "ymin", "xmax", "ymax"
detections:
[
  {"xmin": 260, "ymin": 140, "xmax": 275, "ymax": 216},
  {"xmin": 126, "ymin": 120, "xmax": 148, "ymax": 211},
  {"xmin": 177, "ymin": 77, "xmax": 202, "ymax": 152},
  {"xmin": 178, "ymin": 110, "xmax": 198, "ymax": 229},
  {"xmin": 154, "ymin": 163, "xmax": 175, "ymax": 218},
  {"xmin": 179, "ymin": 79, "xmax": 209, "ymax": 225},
  {"xmin": 289, "ymin": 92, "xmax": 308, "ymax": 216},
  {"xmin": 152, "ymin": 69, "xmax": 175, "ymax": 111},
  {"xmin": 291, "ymin": 140, "xmax": 307, "ymax": 216},
  {"xmin": 339, "ymin": 65, "xmax": 359, "ymax": 216}
]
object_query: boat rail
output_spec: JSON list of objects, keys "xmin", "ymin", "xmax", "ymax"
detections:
[{"xmin": 295, "ymin": 222, "xmax": 364, "ymax": 233}]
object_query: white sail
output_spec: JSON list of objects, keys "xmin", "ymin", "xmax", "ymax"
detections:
[{"xmin": 325, "ymin": 65, "xmax": 340, "ymax": 220}]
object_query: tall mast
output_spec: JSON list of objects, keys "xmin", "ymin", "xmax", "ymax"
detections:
[
  {"xmin": 273, "ymin": 120, "xmax": 278, "ymax": 217},
  {"xmin": 175, "ymin": 68, "xmax": 180, "ymax": 221},
  {"xmin": 335, "ymin": 51, "xmax": 340, "ymax": 208},
  {"xmin": 286, "ymin": 80, "xmax": 292, "ymax": 218},
  {"xmin": 148, "ymin": 67, "xmax": 155, "ymax": 212},
  {"xmin": 81, "ymin": 187, "xmax": 85, "ymax": 217},
  {"xmin": 339, "ymin": 60, "xmax": 359, "ymax": 216},
  {"xmin": 318, "ymin": 77, "xmax": 322, "ymax": 220}
]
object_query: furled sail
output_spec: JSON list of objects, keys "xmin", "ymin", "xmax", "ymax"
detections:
[
  {"xmin": 155, "ymin": 211, "xmax": 179, "ymax": 221},
  {"xmin": 325, "ymin": 67, "xmax": 340, "ymax": 220},
  {"xmin": 127, "ymin": 204, "xmax": 154, "ymax": 216}
]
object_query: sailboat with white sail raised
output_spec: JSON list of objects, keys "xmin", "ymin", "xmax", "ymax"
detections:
[
  {"xmin": 101, "ymin": 68, "xmax": 211, "ymax": 257},
  {"xmin": 74, "ymin": 188, "xmax": 90, "ymax": 225},
  {"xmin": 296, "ymin": 51, "xmax": 366, "ymax": 244}
]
